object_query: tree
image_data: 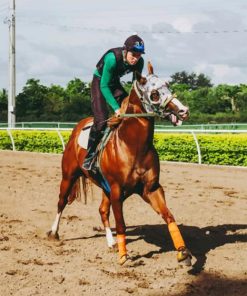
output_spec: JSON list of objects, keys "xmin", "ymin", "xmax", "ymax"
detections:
[
  {"xmin": 214, "ymin": 84, "xmax": 240, "ymax": 113},
  {"xmin": 197, "ymin": 73, "xmax": 213, "ymax": 88},
  {"xmin": 16, "ymin": 79, "xmax": 49, "ymax": 120},
  {"xmin": 170, "ymin": 71, "xmax": 213, "ymax": 90},
  {"xmin": 235, "ymin": 84, "xmax": 247, "ymax": 111},
  {"xmin": 62, "ymin": 78, "xmax": 92, "ymax": 121},
  {"xmin": 0, "ymin": 88, "xmax": 8, "ymax": 122},
  {"xmin": 42, "ymin": 84, "xmax": 66, "ymax": 120}
]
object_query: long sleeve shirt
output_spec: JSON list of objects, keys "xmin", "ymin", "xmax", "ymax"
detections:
[{"xmin": 94, "ymin": 51, "xmax": 144, "ymax": 111}]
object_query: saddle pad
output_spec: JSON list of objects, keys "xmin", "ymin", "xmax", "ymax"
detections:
[{"xmin": 78, "ymin": 122, "xmax": 93, "ymax": 149}]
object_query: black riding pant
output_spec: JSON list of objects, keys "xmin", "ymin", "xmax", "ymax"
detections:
[{"xmin": 90, "ymin": 75, "xmax": 128, "ymax": 133}]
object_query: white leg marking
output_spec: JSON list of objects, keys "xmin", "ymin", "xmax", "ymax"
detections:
[
  {"xmin": 51, "ymin": 212, "xmax": 62, "ymax": 234},
  {"xmin": 105, "ymin": 227, "xmax": 116, "ymax": 248}
]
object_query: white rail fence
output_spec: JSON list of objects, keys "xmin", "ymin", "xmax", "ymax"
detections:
[
  {"xmin": 1, "ymin": 127, "xmax": 247, "ymax": 164},
  {"xmin": 1, "ymin": 122, "xmax": 247, "ymax": 130}
]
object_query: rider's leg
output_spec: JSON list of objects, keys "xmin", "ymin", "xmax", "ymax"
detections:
[
  {"xmin": 82, "ymin": 126, "xmax": 102, "ymax": 170},
  {"xmin": 112, "ymin": 82, "xmax": 128, "ymax": 106},
  {"xmin": 82, "ymin": 75, "xmax": 108, "ymax": 170}
]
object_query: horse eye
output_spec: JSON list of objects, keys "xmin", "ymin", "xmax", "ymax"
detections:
[{"xmin": 150, "ymin": 91, "xmax": 160, "ymax": 102}]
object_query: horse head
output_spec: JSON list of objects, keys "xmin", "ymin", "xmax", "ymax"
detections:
[{"xmin": 134, "ymin": 62, "xmax": 189, "ymax": 126}]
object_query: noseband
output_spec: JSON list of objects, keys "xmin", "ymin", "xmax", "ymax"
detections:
[{"xmin": 132, "ymin": 80, "xmax": 175, "ymax": 119}]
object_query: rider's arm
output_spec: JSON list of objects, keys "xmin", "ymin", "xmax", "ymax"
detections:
[
  {"xmin": 132, "ymin": 57, "xmax": 144, "ymax": 81},
  {"xmin": 100, "ymin": 52, "xmax": 120, "ymax": 112}
]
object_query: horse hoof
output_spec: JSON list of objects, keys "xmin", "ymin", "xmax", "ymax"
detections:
[
  {"xmin": 119, "ymin": 254, "xmax": 130, "ymax": 265},
  {"xmin": 108, "ymin": 243, "xmax": 118, "ymax": 253},
  {"xmin": 177, "ymin": 247, "xmax": 192, "ymax": 266},
  {"xmin": 47, "ymin": 231, "xmax": 60, "ymax": 241}
]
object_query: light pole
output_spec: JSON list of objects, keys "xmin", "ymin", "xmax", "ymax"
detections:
[{"xmin": 8, "ymin": 0, "xmax": 16, "ymax": 127}]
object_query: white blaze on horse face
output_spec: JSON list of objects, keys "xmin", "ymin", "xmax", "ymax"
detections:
[
  {"xmin": 105, "ymin": 227, "xmax": 116, "ymax": 248},
  {"xmin": 171, "ymin": 98, "xmax": 189, "ymax": 120}
]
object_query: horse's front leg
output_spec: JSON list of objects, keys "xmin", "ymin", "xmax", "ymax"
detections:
[
  {"xmin": 99, "ymin": 191, "xmax": 116, "ymax": 249},
  {"xmin": 110, "ymin": 184, "xmax": 129, "ymax": 265},
  {"xmin": 143, "ymin": 184, "xmax": 192, "ymax": 266}
]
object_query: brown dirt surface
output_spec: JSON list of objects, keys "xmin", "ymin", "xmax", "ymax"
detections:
[{"xmin": 0, "ymin": 150, "xmax": 247, "ymax": 296}]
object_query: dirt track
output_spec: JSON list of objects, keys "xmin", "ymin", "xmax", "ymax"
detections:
[{"xmin": 0, "ymin": 150, "xmax": 246, "ymax": 296}]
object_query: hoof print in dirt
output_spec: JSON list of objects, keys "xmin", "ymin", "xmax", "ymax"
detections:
[{"xmin": 53, "ymin": 275, "xmax": 65, "ymax": 284}]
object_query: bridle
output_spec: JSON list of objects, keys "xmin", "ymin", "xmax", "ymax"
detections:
[{"xmin": 132, "ymin": 78, "xmax": 176, "ymax": 119}]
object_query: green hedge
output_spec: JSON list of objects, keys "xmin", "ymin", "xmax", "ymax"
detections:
[
  {"xmin": 154, "ymin": 134, "xmax": 247, "ymax": 166},
  {"xmin": 0, "ymin": 130, "xmax": 247, "ymax": 166},
  {"xmin": 0, "ymin": 130, "xmax": 70, "ymax": 153}
]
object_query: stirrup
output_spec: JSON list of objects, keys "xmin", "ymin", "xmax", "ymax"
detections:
[{"xmin": 82, "ymin": 153, "xmax": 96, "ymax": 170}]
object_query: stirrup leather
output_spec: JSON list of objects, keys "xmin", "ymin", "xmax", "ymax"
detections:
[{"xmin": 82, "ymin": 152, "xmax": 97, "ymax": 170}]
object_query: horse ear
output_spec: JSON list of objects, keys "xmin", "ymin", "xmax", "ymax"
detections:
[
  {"xmin": 147, "ymin": 61, "xmax": 154, "ymax": 75},
  {"xmin": 135, "ymin": 71, "xmax": 147, "ymax": 85}
]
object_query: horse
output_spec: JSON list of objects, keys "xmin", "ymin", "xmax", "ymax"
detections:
[{"xmin": 47, "ymin": 62, "xmax": 192, "ymax": 266}]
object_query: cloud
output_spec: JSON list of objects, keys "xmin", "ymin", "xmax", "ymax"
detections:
[
  {"xmin": 194, "ymin": 63, "xmax": 245, "ymax": 85},
  {"xmin": 0, "ymin": 0, "xmax": 247, "ymax": 93},
  {"xmin": 171, "ymin": 14, "xmax": 211, "ymax": 33}
]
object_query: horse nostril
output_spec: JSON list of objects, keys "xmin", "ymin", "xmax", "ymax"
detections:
[
  {"xmin": 178, "ymin": 109, "xmax": 186, "ymax": 115},
  {"xmin": 178, "ymin": 108, "xmax": 189, "ymax": 119}
]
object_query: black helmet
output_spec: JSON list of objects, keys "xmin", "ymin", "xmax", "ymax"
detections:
[{"xmin": 124, "ymin": 35, "xmax": 145, "ymax": 54}]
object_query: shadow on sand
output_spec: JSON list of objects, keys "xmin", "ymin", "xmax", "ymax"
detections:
[
  {"xmin": 150, "ymin": 272, "xmax": 247, "ymax": 296},
  {"xmin": 62, "ymin": 223, "xmax": 247, "ymax": 275},
  {"xmin": 124, "ymin": 223, "xmax": 247, "ymax": 275}
]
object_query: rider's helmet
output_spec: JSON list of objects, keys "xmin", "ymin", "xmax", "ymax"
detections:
[{"xmin": 124, "ymin": 35, "xmax": 145, "ymax": 54}]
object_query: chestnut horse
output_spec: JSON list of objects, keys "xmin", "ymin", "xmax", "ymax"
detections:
[{"xmin": 48, "ymin": 62, "xmax": 192, "ymax": 266}]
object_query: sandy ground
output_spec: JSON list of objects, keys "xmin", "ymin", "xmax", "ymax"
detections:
[{"xmin": 0, "ymin": 150, "xmax": 246, "ymax": 296}]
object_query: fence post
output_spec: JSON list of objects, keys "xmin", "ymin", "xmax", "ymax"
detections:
[
  {"xmin": 191, "ymin": 131, "xmax": 201, "ymax": 164},
  {"xmin": 7, "ymin": 129, "xmax": 16, "ymax": 151},
  {"xmin": 57, "ymin": 129, "xmax": 65, "ymax": 151}
]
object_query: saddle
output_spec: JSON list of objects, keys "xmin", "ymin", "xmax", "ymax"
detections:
[
  {"xmin": 79, "ymin": 115, "xmax": 123, "ymax": 194},
  {"xmin": 78, "ymin": 124, "xmax": 112, "ymax": 194}
]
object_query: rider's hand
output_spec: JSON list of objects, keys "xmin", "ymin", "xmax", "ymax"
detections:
[{"xmin": 115, "ymin": 109, "xmax": 121, "ymax": 117}]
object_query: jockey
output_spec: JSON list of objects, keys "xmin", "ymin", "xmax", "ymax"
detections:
[{"xmin": 82, "ymin": 34, "xmax": 145, "ymax": 170}]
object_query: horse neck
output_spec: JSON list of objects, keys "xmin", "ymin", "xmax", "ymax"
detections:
[
  {"xmin": 119, "ymin": 86, "xmax": 155, "ymax": 146},
  {"xmin": 125, "ymin": 86, "xmax": 146, "ymax": 114}
]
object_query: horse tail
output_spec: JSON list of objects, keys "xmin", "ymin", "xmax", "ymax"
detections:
[{"xmin": 67, "ymin": 175, "xmax": 89, "ymax": 205}]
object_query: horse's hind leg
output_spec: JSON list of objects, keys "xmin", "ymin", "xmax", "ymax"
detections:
[
  {"xmin": 143, "ymin": 185, "xmax": 192, "ymax": 266},
  {"xmin": 99, "ymin": 192, "xmax": 116, "ymax": 249},
  {"xmin": 47, "ymin": 176, "xmax": 76, "ymax": 240}
]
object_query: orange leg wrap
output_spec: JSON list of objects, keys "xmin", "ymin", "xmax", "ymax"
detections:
[
  {"xmin": 168, "ymin": 222, "xmax": 185, "ymax": 250},
  {"xmin": 117, "ymin": 234, "xmax": 127, "ymax": 258}
]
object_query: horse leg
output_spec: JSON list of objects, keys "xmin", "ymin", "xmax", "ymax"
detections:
[
  {"xmin": 99, "ymin": 191, "xmax": 116, "ymax": 249},
  {"xmin": 47, "ymin": 176, "xmax": 75, "ymax": 240},
  {"xmin": 143, "ymin": 185, "xmax": 192, "ymax": 266},
  {"xmin": 110, "ymin": 184, "xmax": 129, "ymax": 265}
]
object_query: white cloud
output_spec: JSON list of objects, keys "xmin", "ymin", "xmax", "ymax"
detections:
[
  {"xmin": 194, "ymin": 63, "xmax": 245, "ymax": 85},
  {"xmin": 171, "ymin": 14, "xmax": 211, "ymax": 32},
  {"xmin": 0, "ymin": 0, "xmax": 247, "ymax": 93},
  {"xmin": 28, "ymin": 54, "xmax": 60, "ymax": 74}
]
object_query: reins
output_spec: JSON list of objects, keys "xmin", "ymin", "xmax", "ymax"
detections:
[
  {"xmin": 119, "ymin": 113, "xmax": 156, "ymax": 118},
  {"xmin": 99, "ymin": 79, "xmax": 174, "ymax": 126},
  {"xmin": 130, "ymin": 80, "xmax": 173, "ymax": 119}
]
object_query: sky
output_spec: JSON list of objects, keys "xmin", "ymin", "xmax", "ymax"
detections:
[{"xmin": 0, "ymin": 0, "xmax": 247, "ymax": 93}]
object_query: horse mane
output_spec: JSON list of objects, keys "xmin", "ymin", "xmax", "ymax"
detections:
[{"xmin": 120, "ymin": 82, "xmax": 144, "ymax": 114}]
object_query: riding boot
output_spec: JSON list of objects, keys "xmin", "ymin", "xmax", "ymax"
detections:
[{"xmin": 82, "ymin": 128, "xmax": 102, "ymax": 170}]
